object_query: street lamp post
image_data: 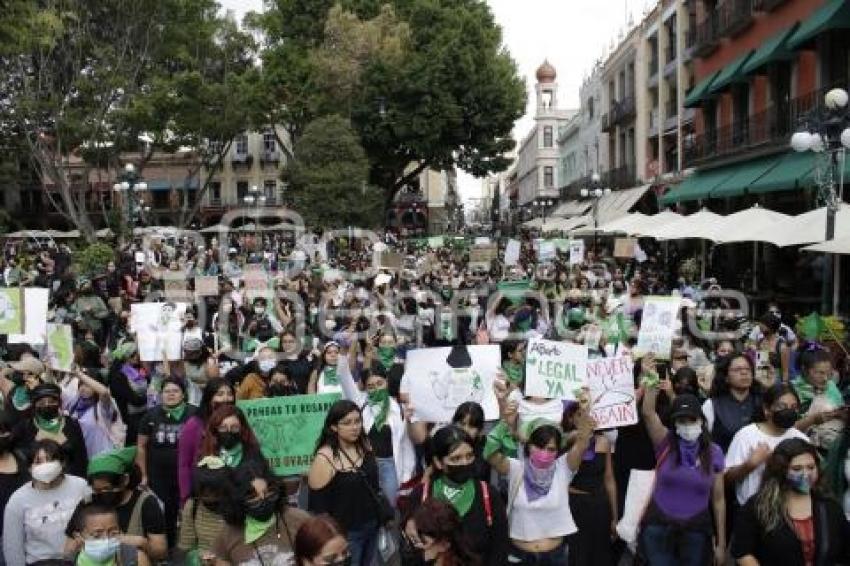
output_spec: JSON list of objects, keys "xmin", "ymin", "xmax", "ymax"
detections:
[
  {"xmin": 113, "ymin": 163, "xmax": 148, "ymax": 236},
  {"xmin": 244, "ymin": 184, "xmax": 266, "ymax": 235},
  {"xmin": 536, "ymin": 198, "xmax": 554, "ymax": 223},
  {"xmin": 581, "ymin": 172, "xmax": 611, "ymax": 254},
  {"xmin": 790, "ymin": 87, "xmax": 850, "ymax": 314}
]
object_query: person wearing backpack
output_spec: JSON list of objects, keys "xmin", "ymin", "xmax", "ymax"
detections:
[{"xmin": 69, "ymin": 502, "xmax": 150, "ymax": 566}]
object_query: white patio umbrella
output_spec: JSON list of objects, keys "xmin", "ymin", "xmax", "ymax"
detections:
[
  {"xmin": 641, "ymin": 209, "xmax": 725, "ymax": 240},
  {"xmin": 752, "ymin": 204, "xmax": 850, "ymax": 247},
  {"xmin": 803, "ymin": 236, "xmax": 850, "ymax": 254},
  {"xmin": 709, "ymin": 206, "xmax": 792, "ymax": 244},
  {"xmin": 541, "ymin": 216, "xmax": 589, "ymax": 233},
  {"xmin": 629, "ymin": 211, "xmax": 683, "ymax": 236},
  {"xmin": 595, "ymin": 212, "xmax": 648, "ymax": 234},
  {"xmin": 522, "ymin": 218, "xmax": 544, "ymax": 229}
]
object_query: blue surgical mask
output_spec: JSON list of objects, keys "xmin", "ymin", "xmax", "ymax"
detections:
[
  {"xmin": 84, "ymin": 537, "xmax": 120, "ymax": 561},
  {"xmin": 787, "ymin": 471, "xmax": 813, "ymax": 494}
]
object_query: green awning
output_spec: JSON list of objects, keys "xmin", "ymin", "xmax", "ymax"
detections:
[
  {"xmin": 684, "ymin": 70, "xmax": 721, "ymax": 108},
  {"xmin": 710, "ymin": 155, "xmax": 782, "ymax": 198},
  {"xmin": 788, "ymin": 0, "xmax": 850, "ymax": 49},
  {"xmin": 708, "ymin": 51, "xmax": 755, "ymax": 95},
  {"xmin": 742, "ymin": 24, "xmax": 799, "ymax": 75},
  {"xmin": 660, "ymin": 167, "xmax": 737, "ymax": 204},
  {"xmin": 748, "ymin": 152, "xmax": 817, "ymax": 194}
]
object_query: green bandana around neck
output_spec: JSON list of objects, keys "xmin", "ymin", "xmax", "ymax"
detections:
[
  {"xmin": 11, "ymin": 385, "xmax": 30, "ymax": 410},
  {"xmin": 76, "ymin": 550, "xmax": 116, "ymax": 566},
  {"xmin": 433, "ymin": 476, "xmax": 475, "ymax": 517},
  {"xmin": 502, "ymin": 361, "xmax": 524, "ymax": 385},
  {"xmin": 376, "ymin": 346, "xmax": 396, "ymax": 371},
  {"xmin": 164, "ymin": 402, "xmax": 187, "ymax": 421},
  {"xmin": 483, "ymin": 420, "xmax": 519, "ymax": 459},
  {"xmin": 367, "ymin": 387, "xmax": 390, "ymax": 431},
  {"xmin": 244, "ymin": 514, "xmax": 275, "ymax": 544},
  {"xmin": 35, "ymin": 414, "xmax": 62, "ymax": 434},
  {"xmin": 323, "ymin": 366, "xmax": 339, "ymax": 386},
  {"xmin": 792, "ymin": 377, "xmax": 843, "ymax": 411},
  {"xmin": 220, "ymin": 442, "xmax": 244, "ymax": 467}
]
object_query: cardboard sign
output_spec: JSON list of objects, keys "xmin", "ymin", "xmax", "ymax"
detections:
[
  {"xmin": 194, "ymin": 276, "xmax": 219, "ymax": 297},
  {"xmin": 524, "ymin": 338, "xmax": 588, "ymax": 399},
  {"xmin": 569, "ymin": 240, "xmax": 585, "ymax": 266},
  {"xmin": 587, "ymin": 355, "xmax": 638, "ymax": 429},
  {"xmin": 162, "ymin": 273, "xmax": 189, "ymax": 301},
  {"xmin": 634, "ymin": 296, "xmax": 681, "ymax": 360},
  {"xmin": 404, "ymin": 345, "xmax": 501, "ymax": 422},
  {"xmin": 469, "ymin": 245, "xmax": 497, "ymax": 265},
  {"xmin": 46, "ymin": 323, "xmax": 75, "ymax": 372},
  {"xmin": 238, "ymin": 393, "xmax": 341, "ymax": 476},
  {"xmin": 380, "ymin": 252, "xmax": 403, "ymax": 270},
  {"xmin": 243, "ymin": 270, "xmax": 271, "ymax": 299},
  {"xmin": 614, "ymin": 238, "xmax": 637, "ymax": 259},
  {"xmin": 505, "ymin": 239, "xmax": 521, "ymax": 266}
]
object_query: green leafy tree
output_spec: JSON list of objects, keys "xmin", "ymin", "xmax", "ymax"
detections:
[{"xmin": 287, "ymin": 115, "xmax": 384, "ymax": 228}]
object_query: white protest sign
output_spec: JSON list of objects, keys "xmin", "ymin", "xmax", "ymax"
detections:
[
  {"xmin": 9, "ymin": 287, "xmax": 49, "ymax": 344},
  {"xmin": 537, "ymin": 240, "xmax": 555, "ymax": 263},
  {"xmin": 587, "ymin": 355, "xmax": 637, "ymax": 429},
  {"xmin": 505, "ymin": 239, "xmax": 521, "ymax": 266},
  {"xmin": 131, "ymin": 302, "xmax": 188, "ymax": 362},
  {"xmin": 525, "ymin": 338, "xmax": 588, "ymax": 399},
  {"xmin": 569, "ymin": 239, "xmax": 585, "ymax": 265},
  {"xmin": 634, "ymin": 296, "xmax": 681, "ymax": 360},
  {"xmin": 46, "ymin": 323, "xmax": 75, "ymax": 372},
  {"xmin": 474, "ymin": 237, "xmax": 491, "ymax": 246},
  {"xmin": 404, "ymin": 345, "xmax": 501, "ymax": 422}
]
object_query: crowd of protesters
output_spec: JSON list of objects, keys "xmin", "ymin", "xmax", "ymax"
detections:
[{"xmin": 0, "ymin": 227, "xmax": 847, "ymax": 565}]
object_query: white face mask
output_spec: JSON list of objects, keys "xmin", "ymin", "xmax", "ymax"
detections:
[
  {"xmin": 675, "ymin": 423, "xmax": 702, "ymax": 443},
  {"xmin": 84, "ymin": 537, "xmax": 120, "ymax": 562},
  {"xmin": 31, "ymin": 460, "xmax": 62, "ymax": 483},
  {"xmin": 258, "ymin": 359, "xmax": 276, "ymax": 373}
]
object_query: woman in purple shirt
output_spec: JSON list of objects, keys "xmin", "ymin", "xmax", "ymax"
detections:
[{"xmin": 641, "ymin": 355, "xmax": 726, "ymax": 566}]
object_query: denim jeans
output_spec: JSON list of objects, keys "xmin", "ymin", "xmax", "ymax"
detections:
[
  {"xmin": 376, "ymin": 456, "xmax": 399, "ymax": 508},
  {"xmin": 348, "ymin": 519, "xmax": 378, "ymax": 566},
  {"xmin": 507, "ymin": 540, "xmax": 568, "ymax": 565},
  {"xmin": 639, "ymin": 523, "xmax": 710, "ymax": 566}
]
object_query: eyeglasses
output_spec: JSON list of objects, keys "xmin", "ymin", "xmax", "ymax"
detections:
[
  {"xmin": 216, "ymin": 427, "xmax": 241, "ymax": 434},
  {"xmin": 729, "ymin": 366, "xmax": 752, "ymax": 374}
]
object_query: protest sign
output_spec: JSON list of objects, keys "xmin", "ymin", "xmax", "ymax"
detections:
[
  {"xmin": 243, "ymin": 270, "xmax": 271, "ymax": 299},
  {"xmin": 428, "ymin": 236, "xmax": 444, "ymax": 249},
  {"xmin": 380, "ymin": 252, "xmax": 403, "ymax": 270},
  {"xmin": 0, "ymin": 288, "xmax": 21, "ymax": 338},
  {"xmin": 569, "ymin": 239, "xmax": 585, "ymax": 265},
  {"xmin": 474, "ymin": 237, "xmax": 491, "ymax": 246},
  {"xmin": 504, "ymin": 239, "xmax": 521, "ymax": 266},
  {"xmin": 163, "ymin": 273, "xmax": 190, "ymax": 301},
  {"xmin": 537, "ymin": 240, "xmax": 555, "ymax": 263},
  {"xmin": 469, "ymin": 245, "xmax": 497, "ymax": 267},
  {"xmin": 9, "ymin": 287, "xmax": 48, "ymax": 343},
  {"xmin": 46, "ymin": 324, "xmax": 74, "ymax": 372},
  {"xmin": 587, "ymin": 355, "xmax": 637, "ymax": 429},
  {"xmin": 634, "ymin": 296, "xmax": 681, "ymax": 360},
  {"xmin": 614, "ymin": 238, "xmax": 637, "ymax": 259},
  {"xmin": 194, "ymin": 276, "xmax": 219, "ymax": 297},
  {"xmin": 554, "ymin": 239, "xmax": 571, "ymax": 252},
  {"xmin": 525, "ymin": 338, "xmax": 588, "ymax": 399},
  {"xmin": 405, "ymin": 345, "xmax": 501, "ymax": 422},
  {"xmin": 131, "ymin": 302, "xmax": 188, "ymax": 362},
  {"xmin": 238, "ymin": 393, "xmax": 340, "ymax": 476}
]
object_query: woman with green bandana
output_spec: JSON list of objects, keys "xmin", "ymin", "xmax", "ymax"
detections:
[
  {"xmin": 198, "ymin": 405, "xmax": 268, "ymax": 477},
  {"xmin": 308, "ymin": 342, "xmax": 343, "ymax": 395},
  {"xmin": 13, "ymin": 382, "xmax": 89, "ymax": 478},
  {"xmin": 501, "ymin": 340, "xmax": 526, "ymax": 392},
  {"xmin": 407, "ymin": 425, "xmax": 509, "ymax": 565},
  {"xmin": 0, "ymin": 355, "xmax": 47, "ymax": 418},
  {"xmin": 134, "ymin": 377, "xmax": 196, "ymax": 548},
  {"xmin": 364, "ymin": 331, "xmax": 405, "ymax": 398},
  {"xmin": 793, "ymin": 346, "xmax": 846, "ymax": 456},
  {"xmin": 215, "ymin": 471, "xmax": 309, "ymax": 565},
  {"xmin": 69, "ymin": 502, "xmax": 151, "ymax": 566}
]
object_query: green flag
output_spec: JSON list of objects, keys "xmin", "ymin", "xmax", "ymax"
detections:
[{"xmin": 799, "ymin": 312, "xmax": 826, "ymax": 341}]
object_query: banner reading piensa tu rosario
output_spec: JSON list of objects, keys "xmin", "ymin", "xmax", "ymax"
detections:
[{"xmin": 238, "ymin": 393, "xmax": 341, "ymax": 476}]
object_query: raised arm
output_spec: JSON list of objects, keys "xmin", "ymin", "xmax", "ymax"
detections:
[
  {"xmin": 337, "ymin": 352, "xmax": 365, "ymax": 405},
  {"xmin": 640, "ymin": 355, "xmax": 669, "ymax": 448}
]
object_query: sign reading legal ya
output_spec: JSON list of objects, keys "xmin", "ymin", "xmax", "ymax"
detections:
[{"xmin": 524, "ymin": 338, "xmax": 588, "ymax": 400}]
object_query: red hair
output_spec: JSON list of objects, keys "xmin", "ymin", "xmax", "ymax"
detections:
[
  {"xmin": 200, "ymin": 405, "xmax": 261, "ymax": 456},
  {"xmin": 294, "ymin": 515, "xmax": 346, "ymax": 565}
]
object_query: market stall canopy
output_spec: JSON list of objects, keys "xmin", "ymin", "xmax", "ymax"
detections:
[
  {"xmin": 595, "ymin": 184, "xmax": 652, "ymax": 226},
  {"xmin": 802, "ymin": 236, "xmax": 850, "ymax": 254},
  {"xmin": 522, "ymin": 218, "xmax": 544, "ymax": 229},
  {"xmin": 595, "ymin": 212, "xmax": 648, "ymax": 234},
  {"xmin": 629, "ymin": 211, "xmax": 683, "ymax": 236},
  {"xmin": 551, "ymin": 200, "xmax": 592, "ymax": 218},
  {"xmin": 641, "ymin": 208, "xmax": 725, "ymax": 240},
  {"xmin": 541, "ymin": 216, "xmax": 590, "ymax": 233},
  {"xmin": 751, "ymin": 204, "xmax": 850, "ymax": 247},
  {"xmin": 708, "ymin": 206, "xmax": 792, "ymax": 244}
]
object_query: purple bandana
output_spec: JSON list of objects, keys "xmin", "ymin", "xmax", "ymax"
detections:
[
  {"xmin": 678, "ymin": 437, "xmax": 700, "ymax": 468},
  {"xmin": 523, "ymin": 458, "xmax": 557, "ymax": 502}
]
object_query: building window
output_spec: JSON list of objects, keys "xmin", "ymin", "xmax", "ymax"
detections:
[
  {"xmin": 186, "ymin": 190, "xmax": 197, "ymax": 208},
  {"xmin": 210, "ymin": 181, "xmax": 221, "ymax": 202},
  {"xmin": 264, "ymin": 180, "xmax": 277, "ymax": 202},
  {"xmin": 587, "ymin": 98, "xmax": 594, "ymax": 119},
  {"xmin": 543, "ymin": 126, "xmax": 553, "ymax": 148},
  {"xmin": 541, "ymin": 90, "xmax": 553, "ymax": 109},
  {"xmin": 235, "ymin": 134, "xmax": 248, "ymax": 155},
  {"xmin": 543, "ymin": 166, "xmax": 554, "ymax": 188},
  {"xmin": 263, "ymin": 131, "xmax": 276, "ymax": 153},
  {"xmin": 236, "ymin": 181, "xmax": 249, "ymax": 201}
]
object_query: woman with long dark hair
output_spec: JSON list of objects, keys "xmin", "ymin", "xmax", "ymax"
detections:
[
  {"xmin": 307, "ymin": 400, "xmax": 383, "ymax": 566},
  {"xmin": 178, "ymin": 378, "xmax": 235, "ymax": 504},
  {"xmin": 294, "ymin": 515, "xmax": 350, "ymax": 566},
  {"xmin": 108, "ymin": 342, "xmax": 149, "ymax": 446},
  {"xmin": 198, "ymin": 405, "xmax": 268, "ymax": 477},
  {"xmin": 640, "ymin": 358, "xmax": 726, "ymax": 566},
  {"xmin": 702, "ymin": 354, "xmax": 762, "ymax": 453},
  {"xmin": 733, "ymin": 438, "xmax": 850, "ymax": 565},
  {"xmin": 402, "ymin": 499, "xmax": 481, "ymax": 566},
  {"xmin": 308, "ymin": 342, "xmax": 343, "ymax": 395}
]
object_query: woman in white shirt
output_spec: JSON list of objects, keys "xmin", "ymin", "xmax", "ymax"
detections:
[
  {"xmin": 308, "ymin": 342, "xmax": 343, "ymax": 395},
  {"xmin": 489, "ymin": 412, "xmax": 595, "ymax": 564}
]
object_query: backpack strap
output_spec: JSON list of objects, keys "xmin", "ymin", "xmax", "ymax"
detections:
[
  {"xmin": 480, "ymin": 481, "xmax": 493, "ymax": 527},
  {"xmin": 422, "ymin": 480, "xmax": 430, "ymax": 502},
  {"xmin": 126, "ymin": 490, "xmax": 152, "ymax": 537}
]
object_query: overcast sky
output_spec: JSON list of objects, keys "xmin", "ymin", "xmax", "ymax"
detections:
[{"xmin": 219, "ymin": 0, "xmax": 650, "ymax": 201}]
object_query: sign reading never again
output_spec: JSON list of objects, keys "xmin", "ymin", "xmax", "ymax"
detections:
[{"xmin": 237, "ymin": 393, "xmax": 341, "ymax": 476}]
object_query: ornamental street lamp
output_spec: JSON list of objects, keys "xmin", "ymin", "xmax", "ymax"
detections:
[
  {"xmin": 790, "ymin": 87, "xmax": 850, "ymax": 314},
  {"xmin": 535, "ymin": 198, "xmax": 555, "ymax": 222},
  {"xmin": 581, "ymin": 172, "xmax": 611, "ymax": 253},
  {"xmin": 113, "ymin": 163, "xmax": 148, "ymax": 235}
]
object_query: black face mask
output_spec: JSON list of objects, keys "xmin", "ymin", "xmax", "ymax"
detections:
[
  {"xmin": 444, "ymin": 462, "xmax": 476, "ymax": 485},
  {"xmin": 0, "ymin": 433, "xmax": 13, "ymax": 453},
  {"xmin": 244, "ymin": 494, "xmax": 278, "ymax": 521},
  {"xmin": 92, "ymin": 489, "xmax": 125, "ymax": 508},
  {"xmin": 399, "ymin": 537, "xmax": 436, "ymax": 566},
  {"xmin": 268, "ymin": 383, "xmax": 297, "ymax": 397},
  {"xmin": 36, "ymin": 405, "xmax": 60, "ymax": 420},
  {"xmin": 217, "ymin": 431, "xmax": 241, "ymax": 450},
  {"xmin": 773, "ymin": 408, "xmax": 799, "ymax": 429}
]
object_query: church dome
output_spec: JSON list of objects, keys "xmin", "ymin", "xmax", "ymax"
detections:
[{"xmin": 536, "ymin": 60, "xmax": 556, "ymax": 83}]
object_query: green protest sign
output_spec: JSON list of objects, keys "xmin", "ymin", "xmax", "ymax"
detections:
[{"xmin": 237, "ymin": 393, "xmax": 341, "ymax": 476}]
